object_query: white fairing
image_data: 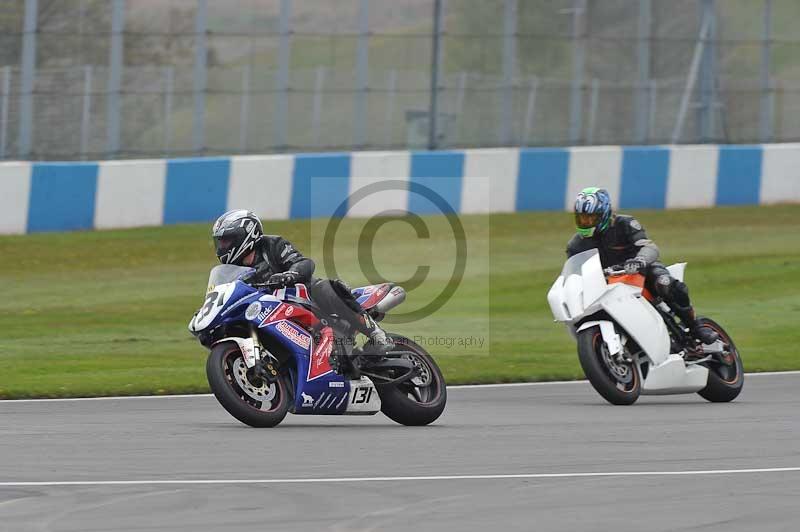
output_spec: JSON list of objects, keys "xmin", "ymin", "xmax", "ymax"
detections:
[
  {"xmin": 188, "ymin": 264, "xmax": 256, "ymax": 334},
  {"xmin": 344, "ymin": 377, "xmax": 381, "ymax": 414},
  {"xmin": 641, "ymin": 355, "xmax": 709, "ymax": 394},
  {"xmin": 548, "ymin": 249, "xmax": 708, "ymax": 395},
  {"xmin": 213, "ymin": 337, "xmax": 257, "ymax": 368},
  {"xmin": 667, "ymin": 262, "xmax": 687, "ymax": 282},
  {"xmin": 188, "ymin": 282, "xmax": 237, "ymax": 333},
  {"xmin": 597, "ymin": 287, "xmax": 671, "ymax": 365}
]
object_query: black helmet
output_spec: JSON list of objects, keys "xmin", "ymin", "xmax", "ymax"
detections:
[{"xmin": 212, "ymin": 210, "xmax": 263, "ymax": 265}]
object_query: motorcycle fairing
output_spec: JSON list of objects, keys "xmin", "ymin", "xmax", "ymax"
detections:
[
  {"xmin": 667, "ymin": 262, "xmax": 687, "ymax": 282},
  {"xmin": 640, "ymin": 355, "xmax": 708, "ymax": 394},
  {"xmin": 352, "ymin": 283, "xmax": 393, "ymax": 309},
  {"xmin": 189, "ymin": 281, "xmax": 255, "ymax": 334},
  {"xmin": 191, "ymin": 273, "xmax": 382, "ymax": 416},
  {"xmin": 257, "ymin": 317, "xmax": 380, "ymax": 415},
  {"xmin": 594, "ymin": 286, "xmax": 671, "ymax": 365},
  {"xmin": 211, "ymin": 337, "xmax": 258, "ymax": 367},
  {"xmin": 551, "ymin": 250, "xmax": 671, "ymax": 364},
  {"xmin": 272, "ymin": 283, "xmax": 312, "ymax": 305},
  {"xmin": 549, "ymin": 249, "xmax": 709, "ymax": 395}
]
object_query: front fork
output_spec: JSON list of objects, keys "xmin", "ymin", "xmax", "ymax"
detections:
[
  {"xmin": 250, "ymin": 325, "xmax": 280, "ymax": 383},
  {"xmin": 579, "ymin": 320, "xmax": 641, "ymax": 380}
]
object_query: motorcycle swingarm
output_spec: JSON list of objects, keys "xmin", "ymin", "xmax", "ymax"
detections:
[{"xmin": 358, "ymin": 356, "xmax": 417, "ymax": 387}]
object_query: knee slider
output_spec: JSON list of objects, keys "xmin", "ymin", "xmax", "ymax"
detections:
[{"xmin": 654, "ymin": 274, "xmax": 672, "ymax": 298}]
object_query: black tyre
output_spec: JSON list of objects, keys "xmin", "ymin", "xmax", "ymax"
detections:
[
  {"xmin": 577, "ymin": 326, "xmax": 641, "ymax": 405},
  {"xmin": 696, "ymin": 317, "xmax": 744, "ymax": 403},
  {"xmin": 377, "ymin": 334, "xmax": 447, "ymax": 426},
  {"xmin": 206, "ymin": 342, "xmax": 290, "ymax": 427}
]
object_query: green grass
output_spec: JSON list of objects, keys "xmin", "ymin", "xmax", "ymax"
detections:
[{"xmin": 1, "ymin": 205, "xmax": 799, "ymax": 398}]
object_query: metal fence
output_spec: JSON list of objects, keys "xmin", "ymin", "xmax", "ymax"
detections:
[{"xmin": 0, "ymin": 0, "xmax": 798, "ymax": 161}]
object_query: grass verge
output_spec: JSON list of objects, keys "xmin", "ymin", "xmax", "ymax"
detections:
[{"xmin": 1, "ymin": 205, "xmax": 798, "ymax": 398}]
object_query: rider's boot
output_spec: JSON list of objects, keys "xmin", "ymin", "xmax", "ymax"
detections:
[
  {"xmin": 365, "ymin": 326, "xmax": 394, "ymax": 355},
  {"xmin": 674, "ymin": 304, "xmax": 719, "ymax": 346},
  {"xmin": 360, "ymin": 313, "xmax": 394, "ymax": 356},
  {"xmin": 328, "ymin": 335, "xmax": 358, "ymax": 377}
]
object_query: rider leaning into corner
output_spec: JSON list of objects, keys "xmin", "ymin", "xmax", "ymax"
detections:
[
  {"xmin": 210, "ymin": 209, "xmax": 395, "ymax": 361},
  {"xmin": 567, "ymin": 187, "xmax": 719, "ymax": 346}
]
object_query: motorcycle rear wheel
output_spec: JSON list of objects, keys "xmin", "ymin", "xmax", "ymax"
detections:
[
  {"xmin": 695, "ymin": 317, "xmax": 744, "ymax": 403},
  {"xmin": 206, "ymin": 342, "xmax": 290, "ymax": 427},
  {"xmin": 377, "ymin": 334, "xmax": 447, "ymax": 426},
  {"xmin": 577, "ymin": 327, "xmax": 641, "ymax": 405}
]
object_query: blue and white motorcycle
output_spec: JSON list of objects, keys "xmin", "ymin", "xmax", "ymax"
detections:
[{"xmin": 189, "ymin": 265, "xmax": 447, "ymax": 427}]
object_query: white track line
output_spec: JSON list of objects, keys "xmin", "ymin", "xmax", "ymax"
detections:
[
  {"xmin": 1, "ymin": 467, "xmax": 799, "ymax": 488},
  {"xmin": 2, "ymin": 370, "xmax": 798, "ymax": 404}
]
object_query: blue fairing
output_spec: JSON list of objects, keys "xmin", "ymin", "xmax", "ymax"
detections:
[
  {"xmin": 208, "ymin": 281, "xmax": 260, "ymax": 330},
  {"xmin": 192, "ymin": 276, "xmax": 349, "ymax": 415},
  {"xmin": 217, "ymin": 283, "xmax": 260, "ymax": 322},
  {"xmin": 259, "ymin": 319, "xmax": 349, "ymax": 414}
]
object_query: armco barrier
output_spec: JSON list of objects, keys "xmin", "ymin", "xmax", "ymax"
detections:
[{"xmin": 1, "ymin": 145, "xmax": 799, "ymax": 235}]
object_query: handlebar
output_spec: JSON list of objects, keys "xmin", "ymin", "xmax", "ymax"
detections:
[
  {"xmin": 249, "ymin": 279, "xmax": 284, "ymax": 290},
  {"xmin": 603, "ymin": 267, "xmax": 627, "ymax": 276}
]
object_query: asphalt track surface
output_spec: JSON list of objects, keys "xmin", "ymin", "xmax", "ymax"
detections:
[{"xmin": 1, "ymin": 373, "xmax": 798, "ymax": 532}]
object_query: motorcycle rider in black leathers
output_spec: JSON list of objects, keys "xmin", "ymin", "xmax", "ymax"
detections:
[
  {"xmin": 211, "ymin": 210, "xmax": 393, "ymax": 360},
  {"xmin": 567, "ymin": 187, "xmax": 719, "ymax": 346}
]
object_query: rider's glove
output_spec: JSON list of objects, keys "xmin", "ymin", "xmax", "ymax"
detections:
[
  {"xmin": 268, "ymin": 271, "xmax": 299, "ymax": 288},
  {"xmin": 624, "ymin": 257, "xmax": 648, "ymax": 274}
]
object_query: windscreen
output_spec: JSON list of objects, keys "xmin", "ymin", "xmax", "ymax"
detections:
[
  {"xmin": 560, "ymin": 248, "xmax": 599, "ymax": 278},
  {"xmin": 206, "ymin": 264, "xmax": 254, "ymax": 291}
]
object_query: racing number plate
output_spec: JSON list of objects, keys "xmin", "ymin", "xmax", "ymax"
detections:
[{"xmin": 345, "ymin": 377, "xmax": 381, "ymax": 414}]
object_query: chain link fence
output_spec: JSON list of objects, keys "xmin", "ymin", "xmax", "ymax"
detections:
[{"xmin": 0, "ymin": 0, "xmax": 798, "ymax": 160}]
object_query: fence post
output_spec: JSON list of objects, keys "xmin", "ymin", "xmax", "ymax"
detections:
[
  {"xmin": 453, "ymin": 71, "xmax": 468, "ymax": 143},
  {"xmin": 569, "ymin": 0, "xmax": 587, "ymax": 145},
  {"xmin": 163, "ymin": 66, "xmax": 174, "ymax": 156},
  {"xmin": 0, "ymin": 66, "xmax": 11, "ymax": 159},
  {"xmin": 428, "ymin": 0, "xmax": 444, "ymax": 150},
  {"xmin": 18, "ymin": 0, "xmax": 37, "ymax": 158},
  {"xmin": 106, "ymin": 0, "xmax": 125, "ymax": 157},
  {"xmin": 522, "ymin": 76, "xmax": 539, "ymax": 146},
  {"xmin": 697, "ymin": 0, "xmax": 717, "ymax": 142},
  {"xmin": 311, "ymin": 66, "xmax": 326, "ymax": 148},
  {"xmin": 635, "ymin": 0, "xmax": 652, "ymax": 144},
  {"xmin": 81, "ymin": 65, "xmax": 93, "ymax": 159},
  {"xmin": 500, "ymin": 0, "xmax": 518, "ymax": 145},
  {"xmin": 384, "ymin": 69, "xmax": 397, "ymax": 147},
  {"xmin": 672, "ymin": 14, "xmax": 711, "ymax": 143},
  {"xmin": 193, "ymin": 0, "xmax": 208, "ymax": 154},
  {"xmin": 353, "ymin": 0, "xmax": 369, "ymax": 148},
  {"xmin": 760, "ymin": 0, "xmax": 773, "ymax": 142},
  {"xmin": 586, "ymin": 78, "xmax": 599, "ymax": 144},
  {"xmin": 239, "ymin": 64, "xmax": 251, "ymax": 153},
  {"xmin": 648, "ymin": 79, "xmax": 658, "ymax": 142},
  {"xmin": 274, "ymin": 0, "xmax": 292, "ymax": 151}
]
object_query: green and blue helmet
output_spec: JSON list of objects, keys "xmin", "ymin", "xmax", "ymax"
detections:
[{"xmin": 573, "ymin": 187, "xmax": 612, "ymax": 238}]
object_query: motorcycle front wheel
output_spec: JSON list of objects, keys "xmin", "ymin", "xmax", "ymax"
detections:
[
  {"xmin": 577, "ymin": 326, "xmax": 641, "ymax": 405},
  {"xmin": 206, "ymin": 342, "xmax": 290, "ymax": 427}
]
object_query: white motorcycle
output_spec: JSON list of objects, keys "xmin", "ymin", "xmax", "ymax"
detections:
[{"xmin": 547, "ymin": 249, "xmax": 743, "ymax": 405}]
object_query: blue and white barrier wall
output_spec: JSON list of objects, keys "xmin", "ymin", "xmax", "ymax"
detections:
[{"xmin": 1, "ymin": 144, "xmax": 799, "ymax": 234}]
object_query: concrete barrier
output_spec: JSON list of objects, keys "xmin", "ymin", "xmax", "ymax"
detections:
[{"xmin": 1, "ymin": 144, "xmax": 798, "ymax": 234}]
